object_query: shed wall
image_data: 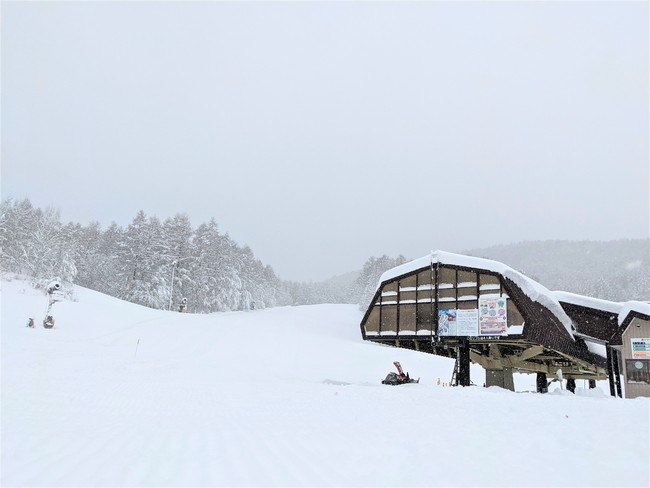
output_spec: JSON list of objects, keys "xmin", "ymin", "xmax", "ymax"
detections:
[{"xmin": 621, "ymin": 317, "xmax": 650, "ymax": 399}]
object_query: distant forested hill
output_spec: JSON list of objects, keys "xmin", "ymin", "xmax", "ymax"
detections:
[
  {"xmin": 4, "ymin": 196, "xmax": 645, "ymax": 308},
  {"xmin": 341, "ymin": 239, "xmax": 649, "ymax": 309},
  {"xmin": 462, "ymin": 239, "xmax": 649, "ymax": 302}
]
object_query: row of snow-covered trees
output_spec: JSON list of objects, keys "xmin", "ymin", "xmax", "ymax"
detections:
[
  {"xmin": 0, "ymin": 198, "xmax": 414, "ymax": 311},
  {"xmin": 354, "ymin": 254, "xmax": 408, "ymax": 310},
  {"xmin": 1, "ymin": 200, "xmax": 78, "ymax": 289},
  {"xmin": 0, "ymin": 199, "xmax": 290, "ymax": 311}
]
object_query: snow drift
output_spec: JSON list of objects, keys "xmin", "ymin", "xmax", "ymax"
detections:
[{"xmin": 1, "ymin": 278, "xmax": 648, "ymax": 487}]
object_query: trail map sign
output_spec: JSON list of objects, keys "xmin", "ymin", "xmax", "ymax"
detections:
[{"xmin": 479, "ymin": 296, "xmax": 508, "ymax": 335}]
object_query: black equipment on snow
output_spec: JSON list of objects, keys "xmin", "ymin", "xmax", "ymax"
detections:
[
  {"xmin": 382, "ymin": 361, "xmax": 420, "ymax": 385},
  {"xmin": 43, "ymin": 315, "xmax": 55, "ymax": 329},
  {"xmin": 27, "ymin": 318, "xmax": 35, "ymax": 328}
]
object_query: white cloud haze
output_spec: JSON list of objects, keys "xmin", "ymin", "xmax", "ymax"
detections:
[{"xmin": 3, "ymin": 1, "xmax": 648, "ymax": 281}]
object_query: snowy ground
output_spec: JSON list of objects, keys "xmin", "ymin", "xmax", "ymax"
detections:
[{"xmin": 2, "ymin": 277, "xmax": 649, "ymax": 487}]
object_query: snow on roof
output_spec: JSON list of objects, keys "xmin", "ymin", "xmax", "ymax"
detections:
[
  {"xmin": 584, "ymin": 340, "xmax": 607, "ymax": 358},
  {"xmin": 378, "ymin": 255, "xmax": 433, "ymax": 285},
  {"xmin": 552, "ymin": 290, "xmax": 623, "ymax": 315},
  {"xmin": 378, "ymin": 250, "xmax": 575, "ymax": 338},
  {"xmin": 551, "ymin": 291, "xmax": 650, "ymax": 327},
  {"xmin": 617, "ymin": 301, "xmax": 650, "ymax": 326}
]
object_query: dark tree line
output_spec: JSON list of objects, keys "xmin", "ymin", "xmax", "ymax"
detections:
[
  {"xmin": 11, "ymin": 199, "xmax": 638, "ymax": 314},
  {"xmin": 0, "ymin": 198, "xmax": 405, "ymax": 311},
  {"xmin": 464, "ymin": 240, "xmax": 650, "ymax": 302},
  {"xmin": 0, "ymin": 199, "xmax": 289, "ymax": 311}
]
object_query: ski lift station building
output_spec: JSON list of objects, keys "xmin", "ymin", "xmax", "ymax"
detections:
[{"xmin": 360, "ymin": 251, "xmax": 650, "ymax": 398}]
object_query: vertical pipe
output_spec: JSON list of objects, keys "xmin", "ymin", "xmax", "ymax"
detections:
[
  {"xmin": 415, "ymin": 271, "xmax": 420, "ymax": 334},
  {"xmin": 606, "ymin": 345, "xmax": 616, "ymax": 397},
  {"xmin": 433, "ymin": 260, "xmax": 440, "ymax": 337},
  {"xmin": 378, "ymin": 287, "xmax": 383, "ymax": 335},
  {"xmin": 396, "ymin": 280, "xmax": 401, "ymax": 335},
  {"xmin": 168, "ymin": 263, "xmax": 176, "ymax": 311}
]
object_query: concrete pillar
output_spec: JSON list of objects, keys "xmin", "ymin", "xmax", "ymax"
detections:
[
  {"xmin": 485, "ymin": 369, "xmax": 504, "ymax": 388},
  {"xmin": 503, "ymin": 367, "xmax": 514, "ymax": 391},
  {"xmin": 485, "ymin": 368, "xmax": 515, "ymax": 391}
]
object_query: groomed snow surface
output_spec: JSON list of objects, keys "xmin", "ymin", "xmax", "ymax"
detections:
[{"xmin": 2, "ymin": 278, "xmax": 649, "ymax": 487}]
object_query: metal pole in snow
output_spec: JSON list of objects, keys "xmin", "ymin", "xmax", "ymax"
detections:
[
  {"xmin": 168, "ymin": 260, "xmax": 177, "ymax": 311},
  {"xmin": 134, "ymin": 338, "xmax": 140, "ymax": 359}
]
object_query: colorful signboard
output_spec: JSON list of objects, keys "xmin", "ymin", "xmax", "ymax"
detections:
[
  {"xmin": 631, "ymin": 338, "xmax": 650, "ymax": 359},
  {"xmin": 438, "ymin": 297, "xmax": 508, "ymax": 337},
  {"xmin": 438, "ymin": 309, "xmax": 457, "ymax": 336},
  {"xmin": 438, "ymin": 308, "xmax": 479, "ymax": 336},
  {"xmin": 479, "ymin": 296, "xmax": 508, "ymax": 335}
]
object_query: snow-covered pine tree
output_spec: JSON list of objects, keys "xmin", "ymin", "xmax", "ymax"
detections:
[
  {"xmin": 64, "ymin": 221, "xmax": 98, "ymax": 289},
  {"xmin": 0, "ymin": 198, "xmax": 38, "ymax": 275},
  {"xmin": 355, "ymin": 254, "xmax": 408, "ymax": 311},
  {"xmin": 92, "ymin": 222, "xmax": 124, "ymax": 298},
  {"xmin": 0, "ymin": 199, "xmax": 77, "ymax": 291},
  {"xmin": 187, "ymin": 219, "xmax": 237, "ymax": 312},
  {"xmin": 161, "ymin": 214, "xmax": 194, "ymax": 309},
  {"xmin": 117, "ymin": 211, "xmax": 169, "ymax": 309}
]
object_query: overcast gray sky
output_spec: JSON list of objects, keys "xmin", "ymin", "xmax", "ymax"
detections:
[{"xmin": 2, "ymin": 1, "xmax": 648, "ymax": 281}]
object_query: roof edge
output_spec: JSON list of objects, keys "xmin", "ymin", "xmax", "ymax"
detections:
[{"xmin": 377, "ymin": 250, "xmax": 575, "ymax": 339}]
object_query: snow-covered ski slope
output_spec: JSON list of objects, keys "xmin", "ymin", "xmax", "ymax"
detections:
[{"xmin": 2, "ymin": 278, "xmax": 648, "ymax": 487}]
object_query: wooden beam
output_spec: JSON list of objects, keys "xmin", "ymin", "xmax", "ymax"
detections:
[
  {"xmin": 470, "ymin": 351, "xmax": 500, "ymax": 370},
  {"xmin": 508, "ymin": 345, "xmax": 544, "ymax": 365},
  {"xmin": 471, "ymin": 345, "xmax": 543, "ymax": 370}
]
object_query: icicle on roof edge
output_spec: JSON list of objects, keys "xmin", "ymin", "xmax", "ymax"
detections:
[{"xmin": 377, "ymin": 250, "xmax": 575, "ymax": 338}]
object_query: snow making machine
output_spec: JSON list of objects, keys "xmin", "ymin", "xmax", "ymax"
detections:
[{"xmin": 382, "ymin": 361, "xmax": 420, "ymax": 385}]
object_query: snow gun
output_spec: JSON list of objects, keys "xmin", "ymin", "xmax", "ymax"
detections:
[{"xmin": 381, "ymin": 361, "xmax": 420, "ymax": 385}]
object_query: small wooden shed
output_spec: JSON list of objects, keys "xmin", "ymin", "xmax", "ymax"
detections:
[
  {"xmin": 610, "ymin": 304, "xmax": 650, "ymax": 399},
  {"xmin": 554, "ymin": 292, "xmax": 650, "ymax": 398}
]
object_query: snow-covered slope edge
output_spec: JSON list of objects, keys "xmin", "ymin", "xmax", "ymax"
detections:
[{"xmin": 1, "ymin": 279, "xmax": 648, "ymax": 487}]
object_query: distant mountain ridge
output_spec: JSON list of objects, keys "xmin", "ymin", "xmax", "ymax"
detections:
[
  {"xmin": 331, "ymin": 239, "xmax": 649, "ymax": 308},
  {"xmin": 462, "ymin": 239, "xmax": 649, "ymax": 302}
]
